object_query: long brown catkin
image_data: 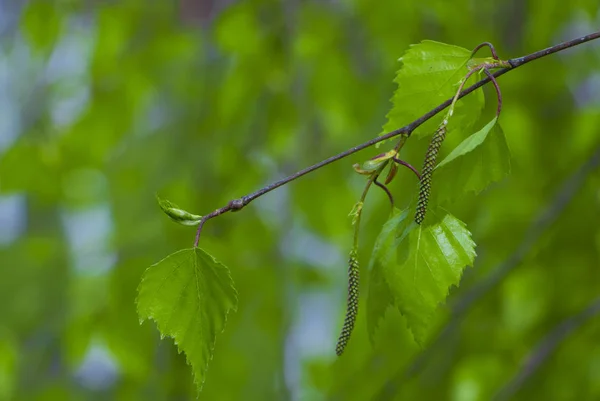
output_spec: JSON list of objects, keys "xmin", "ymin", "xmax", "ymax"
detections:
[
  {"xmin": 415, "ymin": 125, "xmax": 447, "ymax": 224},
  {"xmin": 335, "ymin": 249, "xmax": 359, "ymax": 356}
]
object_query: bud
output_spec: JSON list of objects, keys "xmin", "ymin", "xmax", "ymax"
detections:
[{"xmin": 156, "ymin": 195, "xmax": 202, "ymax": 226}]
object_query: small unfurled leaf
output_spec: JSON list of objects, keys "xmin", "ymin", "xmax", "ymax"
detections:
[
  {"xmin": 352, "ymin": 163, "xmax": 374, "ymax": 176},
  {"xmin": 353, "ymin": 150, "xmax": 397, "ymax": 175},
  {"xmin": 363, "ymin": 150, "xmax": 397, "ymax": 171},
  {"xmin": 137, "ymin": 248, "xmax": 237, "ymax": 392},
  {"xmin": 157, "ymin": 196, "xmax": 202, "ymax": 226},
  {"xmin": 381, "ymin": 41, "xmax": 484, "ymax": 143},
  {"xmin": 369, "ymin": 209, "xmax": 476, "ymax": 344},
  {"xmin": 432, "ymin": 117, "xmax": 511, "ymax": 204}
]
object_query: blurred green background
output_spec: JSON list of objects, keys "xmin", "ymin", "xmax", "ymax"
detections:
[{"xmin": 1, "ymin": 1, "xmax": 600, "ymax": 400}]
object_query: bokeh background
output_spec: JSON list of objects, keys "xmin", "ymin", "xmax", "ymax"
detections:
[{"xmin": 1, "ymin": 1, "xmax": 600, "ymax": 400}]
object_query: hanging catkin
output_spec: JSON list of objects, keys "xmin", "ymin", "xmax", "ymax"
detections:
[
  {"xmin": 415, "ymin": 125, "xmax": 447, "ymax": 224},
  {"xmin": 335, "ymin": 249, "xmax": 359, "ymax": 356}
]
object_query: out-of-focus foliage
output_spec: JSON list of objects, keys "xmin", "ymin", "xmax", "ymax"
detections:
[{"xmin": 0, "ymin": 0, "xmax": 599, "ymax": 400}]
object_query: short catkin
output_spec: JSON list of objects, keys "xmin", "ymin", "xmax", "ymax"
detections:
[
  {"xmin": 415, "ymin": 125, "xmax": 447, "ymax": 224},
  {"xmin": 335, "ymin": 249, "xmax": 360, "ymax": 356}
]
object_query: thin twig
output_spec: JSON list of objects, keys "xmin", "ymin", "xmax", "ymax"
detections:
[
  {"xmin": 484, "ymin": 68, "xmax": 503, "ymax": 117},
  {"xmin": 471, "ymin": 41, "xmax": 499, "ymax": 59},
  {"xmin": 193, "ymin": 198, "xmax": 243, "ymax": 247},
  {"xmin": 494, "ymin": 298, "xmax": 600, "ymax": 401},
  {"xmin": 194, "ymin": 30, "xmax": 600, "ymax": 245},
  {"xmin": 374, "ymin": 179, "xmax": 395, "ymax": 208}
]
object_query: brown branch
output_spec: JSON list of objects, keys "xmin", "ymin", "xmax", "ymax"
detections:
[{"xmin": 194, "ymin": 30, "xmax": 600, "ymax": 245}]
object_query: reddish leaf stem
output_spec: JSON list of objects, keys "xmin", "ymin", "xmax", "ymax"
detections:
[
  {"xmin": 471, "ymin": 41, "xmax": 500, "ymax": 59},
  {"xmin": 392, "ymin": 157, "xmax": 422, "ymax": 180},
  {"xmin": 484, "ymin": 68, "xmax": 503, "ymax": 118}
]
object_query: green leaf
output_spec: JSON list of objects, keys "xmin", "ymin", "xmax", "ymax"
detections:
[
  {"xmin": 137, "ymin": 248, "xmax": 237, "ymax": 392},
  {"xmin": 381, "ymin": 41, "xmax": 484, "ymax": 143},
  {"xmin": 432, "ymin": 117, "xmax": 511, "ymax": 204},
  {"xmin": 370, "ymin": 210, "xmax": 476, "ymax": 344},
  {"xmin": 157, "ymin": 196, "xmax": 203, "ymax": 226}
]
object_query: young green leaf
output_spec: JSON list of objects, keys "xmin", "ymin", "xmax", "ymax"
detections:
[
  {"xmin": 137, "ymin": 248, "xmax": 237, "ymax": 392},
  {"xmin": 353, "ymin": 149, "xmax": 397, "ymax": 175},
  {"xmin": 437, "ymin": 117, "xmax": 500, "ymax": 168},
  {"xmin": 432, "ymin": 117, "xmax": 511, "ymax": 204},
  {"xmin": 157, "ymin": 196, "xmax": 203, "ymax": 226},
  {"xmin": 369, "ymin": 210, "xmax": 475, "ymax": 344},
  {"xmin": 381, "ymin": 40, "xmax": 484, "ymax": 143}
]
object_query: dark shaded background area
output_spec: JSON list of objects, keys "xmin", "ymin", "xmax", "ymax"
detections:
[{"xmin": 0, "ymin": 1, "xmax": 599, "ymax": 400}]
